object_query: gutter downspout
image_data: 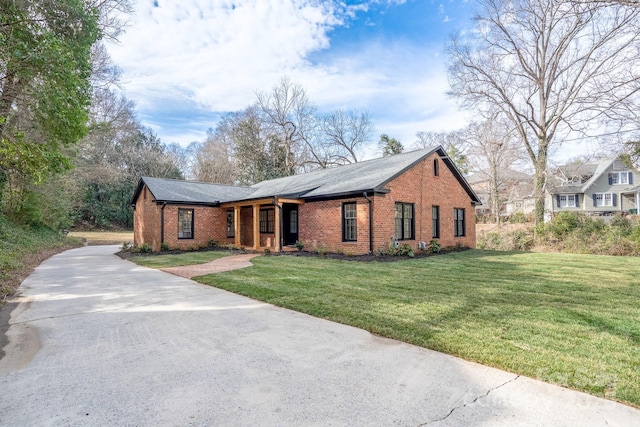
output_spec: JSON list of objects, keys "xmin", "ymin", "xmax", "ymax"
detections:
[
  {"xmin": 161, "ymin": 202, "xmax": 166, "ymax": 249},
  {"xmin": 363, "ymin": 192, "xmax": 373, "ymax": 255}
]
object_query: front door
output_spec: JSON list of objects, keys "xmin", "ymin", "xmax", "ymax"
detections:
[{"xmin": 283, "ymin": 205, "xmax": 299, "ymax": 246}]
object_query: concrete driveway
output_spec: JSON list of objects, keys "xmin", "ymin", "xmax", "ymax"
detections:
[{"xmin": 1, "ymin": 246, "xmax": 639, "ymax": 426}]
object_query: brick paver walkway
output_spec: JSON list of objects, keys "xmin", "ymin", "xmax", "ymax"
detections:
[{"xmin": 160, "ymin": 253, "xmax": 260, "ymax": 279}]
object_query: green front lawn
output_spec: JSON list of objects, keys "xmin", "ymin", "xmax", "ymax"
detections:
[
  {"xmin": 195, "ymin": 250, "xmax": 640, "ymax": 407},
  {"xmin": 128, "ymin": 251, "xmax": 230, "ymax": 268}
]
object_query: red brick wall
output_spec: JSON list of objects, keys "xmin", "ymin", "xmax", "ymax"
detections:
[
  {"xmin": 163, "ymin": 204, "xmax": 231, "ymax": 250},
  {"xmin": 299, "ymin": 198, "xmax": 371, "ymax": 255},
  {"xmin": 297, "ymin": 153, "xmax": 476, "ymax": 255},
  {"xmin": 133, "ymin": 186, "xmax": 162, "ymax": 251},
  {"xmin": 133, "ymin": 184, "xmax": 234, "ymax": 252},
  {"xmin": 134, "ymin": 154, "xmax": 476, "ymax": 254},
  {"xmin": 372, "ymin": 153, "xmax": 476, "ymax": 251}
]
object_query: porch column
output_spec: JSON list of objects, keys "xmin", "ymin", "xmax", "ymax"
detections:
[
  {"xmin": 274, "ymin": 201, "xmax": 282, "ymax": 252},
  {"xmin": 234, "ymin": 206, "xmax": 240, "ymax": 247},
  {"xmin": 253, "ymin": 204, "xmax": 260, "ymax": 250}
]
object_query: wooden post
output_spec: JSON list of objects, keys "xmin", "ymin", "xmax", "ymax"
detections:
[
  {"xmin": 234, "ymin": 206, "xmax": 240, "ymax": 248},
  {"xmin": 274, "ymin": 201, "xmax": 282, "ymax": 252},
  {"xmin": 253, "ymin": 204, "xmax": 260, "ymax": 250}
]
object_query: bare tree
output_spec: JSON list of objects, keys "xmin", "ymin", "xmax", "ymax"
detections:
[
  {"xmin": 464, "ymin": 118, "xmax": 526, "ymax": 223},
  {"xmin": 414, "ymin": 130, "xmax": 469, "ymax": 173},
  {"xmin": 447, "ymin": 0, "xmax": 640, "ymax": 224},
  {"xmin": 314, "ymin": 110, "xmax": 374, "ymax": 166},
  {"xmin": 256, "ymin": 77, "xmax": 316, "ymax": 176},
  {"xmin": 192, "ymin": 124, "xmax": 236, "ymax": 185}
]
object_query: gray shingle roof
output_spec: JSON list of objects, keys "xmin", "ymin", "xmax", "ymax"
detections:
[
  {"xmin": 133, "ymin": 146, "xmax": 481, "ymax": 206},
  {"xmin": 245, "ymin": 148, "xmax": 441, "ymax": 200},
  {"xmin": 137, "ymin": 177, "xmax": 254, "ymax": 205}
]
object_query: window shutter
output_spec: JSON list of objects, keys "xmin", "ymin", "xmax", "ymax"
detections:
[
  {"xmin": 592, "ymin": 194, "xmax": 597, "ymax": 206},
  {"xmin": 575, "ymin": 194, "xmax": 580, "ymax": 208},
  {"xmin": 629, "ymin": 172, "xmax": 633, "ymax": 185},
  {"xmin": 613, "ymin": 193, "xmax": 617, "ymax": 207},
  {"xmin": 556, "ymin": 195, "xmax": 560, "ymax": 208},
  {"xmin": 608, "ymin": 173, "xmax": 613, "ymax": 185}
]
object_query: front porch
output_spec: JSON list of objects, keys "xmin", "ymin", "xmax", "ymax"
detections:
[{"xmin": 221, "ymin": 197, "xmax": 304, "ymax": 252}]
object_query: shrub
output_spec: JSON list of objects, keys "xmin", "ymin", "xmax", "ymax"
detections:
[
  {"xmin": 161, "ymin": 242, "xmax": 169, "ymax": 251},
  {"xmin": 295, "ymin": 239, "xmax": 304, "ymax": 251},
  {"xmin": 121, "ymin": 241, "xmax": 133, "ymax": 252},
  {"xmin": 428, "ymin": 239, "xmax": 441, "ymax": 253},
  {"xmin": 139, "ymin": 243, "xmax": 152, "ymax": 253}
]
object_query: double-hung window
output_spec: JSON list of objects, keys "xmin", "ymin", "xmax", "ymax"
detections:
[
  {"xmin": 342, "ymin": 202, "xmax": 357, "ymax": 242},
  {"xmin": 395, "ymin": 202, "xmax": 414, "ymax": 240},
  {"xmin": 432, "ymin": 206, "xmax": 440, "ymax": 239},
  {"xmin": 559, "ymin": 194, "xmax": 577, "ymax": 208},
  {"xmin": 178, "ymin": 208, "xmax": 194, "ymax": 239},
  {"xmin": 259, "ymin": 209, "xmax": 275, "ymax": 233},
  {"xmin": 609, "ymin": 172, "xmax": 632, "ymax": 185},
  {"xmin": 454, "ymin": 208, "xmax": 465, "ymax": 237},
  {"xmin": 594, "ymin": 193, "xmax": 615, "ymax": 207}
]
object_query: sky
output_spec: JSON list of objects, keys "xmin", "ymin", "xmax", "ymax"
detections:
[{"xmin": 105, "ymin": 0, "xmax": 480, "ymax": 155}]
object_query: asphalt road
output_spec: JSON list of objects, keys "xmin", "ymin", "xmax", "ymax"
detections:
[{"xmin": 1, "ymin": 245, "xmax": 639, "ymax": 426}]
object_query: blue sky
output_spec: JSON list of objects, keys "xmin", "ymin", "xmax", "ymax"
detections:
[{"xmin": 106, "ymin": 0, "xmax": 478, "ymax": 154}]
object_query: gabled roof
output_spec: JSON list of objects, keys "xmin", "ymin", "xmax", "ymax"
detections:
[
  {"xmin": 132, "ymin": 177, "xmax": 254, "ymax": 206},
  {"xmin": 550, "ymin": 157, "xmax": 639, "ymax": 194},
  {"xmin": 132, "ymin": 146, "xmax": 481, "ymax": 206}
]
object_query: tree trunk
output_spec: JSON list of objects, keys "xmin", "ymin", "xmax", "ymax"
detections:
[{"xmin": 533, "ymin": 158, "xmax": 547, "ymax": 226}]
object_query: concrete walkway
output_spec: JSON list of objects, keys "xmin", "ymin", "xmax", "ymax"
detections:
[
  {"xmin": 1, "ymin": 245, "xmax": 639, "ymax": 426},
  {"xmin": 160, "ymin": 253, "xmax": 259, "ymax": 278}
]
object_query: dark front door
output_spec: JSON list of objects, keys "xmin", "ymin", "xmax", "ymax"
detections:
[{"xmin": 283, "ymin": 205, "xmax": 299, "ymax": 246}]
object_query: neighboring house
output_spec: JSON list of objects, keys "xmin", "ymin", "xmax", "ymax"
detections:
[
  {"xmin": 466, "ymin": 169, "xmax": 533, "ymax": 217},
  {"xmin": 547, "ymin": 157, "xmax": 640, "ymax": 216},
  {"xmin": 131, "ymin": 147, "xmax": 482, "ymax": 254}
]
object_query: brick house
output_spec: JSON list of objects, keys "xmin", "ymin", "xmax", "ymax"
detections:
[{"xmin": 131, "ymin": 147, "xmax": 482, "ymax": 254}]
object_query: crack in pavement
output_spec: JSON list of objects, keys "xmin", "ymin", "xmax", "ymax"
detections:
[{"xmin": 420, "ymin": 375, "xmax": 521, "ymax": 426}]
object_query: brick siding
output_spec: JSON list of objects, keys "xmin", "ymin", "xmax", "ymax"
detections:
[{"xmin": 133, "ymin": 153, "xmax": 476, "ymax": 253}]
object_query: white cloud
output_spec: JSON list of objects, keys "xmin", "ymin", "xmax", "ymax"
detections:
[{"xmin": 106, "ymin": 0, "xmax": 469, "ymax": 146}]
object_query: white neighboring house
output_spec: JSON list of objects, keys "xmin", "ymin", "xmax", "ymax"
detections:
[
  {"xmin": 547, "ymin": 157, "xmax": 640, "ymax": 216},
  {"xmin": 466, "ymin": 169, "xmax": 533, "ymax": 217}
]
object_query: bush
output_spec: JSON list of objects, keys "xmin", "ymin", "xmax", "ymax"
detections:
[
  {"xmin": 428, "ymin": 239, "xmax": 441, "ymax": 253},
  {"xmin": 139, "ymin": 243, "xmax": 152, "ymax": 253},
  {"xmin": 161, "ymin": 242, "xmax": 169, "ymax": 251},
  {"xmin": 295, "ymin": 239, "xmax": 304, "ymax": 251}
]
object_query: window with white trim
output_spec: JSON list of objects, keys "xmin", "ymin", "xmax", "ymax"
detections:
[
  {"xmin": 609, "ymin": 171, "xmax": 632, "ymax": 185},
  {"xmin": 559, "ymin": 194, "xmax": 577, "ymax": 207},
  {"xmin": 594, "ymin": 193, "xmax": 613, "ymax": 207}
]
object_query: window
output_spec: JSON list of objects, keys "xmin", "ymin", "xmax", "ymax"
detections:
[
  {"xmin": 259, "ymin": 208, "xmax": 275, "ymax": 233},
  {"xmin": 558, "ymin": 194, "xmax": 578, "ymax": 208},
  {"xmin": 395, "ymin": 202, "xmax": 414, "ymax": 240},
  {"xmin": 434, "ymin": 158, "xmax": 439, "ymax": 176},
  {"xmin": 609, "ymin": 172, "xmax": 632, "ymax": 185},
  {"xmin": 289, "ymin": 209, "xmax": 298, "ymax": 234},
  {"xmin": 178, "ymin": 209, "xmax": 194, "ymax": 239},
  {"xmin": 432, "ymin": 206, "xmax": 440, "ymax": 239},
  {"xmin": 593, "ymin": 193, "xmax": 616, "ymax": 207},
  {"xmin": 454, "ymin": 208, "xmax": 465, "ymax": 237},
  {"xmin": 342, "ymin": 202, "xmax": 357, "ymax": 242},
  {"xmin": 226, "ymin": 209, "xmax": 234, "ymax": 238}
]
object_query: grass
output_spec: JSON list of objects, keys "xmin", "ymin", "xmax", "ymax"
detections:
[
  {"xmin": 68, "ymin": 230, "xmax": 133, "ymax": 244},
  {"xmin": 128, "ymin": 251, "xmax": 230, "ymax": 268},
  {"xmin": 1, "ymin": 216, "xmax": 81, "ymax": 301},
  {"xmin": 194, "ymin": 250, "xmax": 640, "ymax": 407}
]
